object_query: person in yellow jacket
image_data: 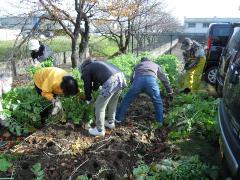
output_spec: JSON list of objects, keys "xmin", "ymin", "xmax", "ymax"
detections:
[
  {"xmin": 180, "ymin": 38, "xmax": 206, "ymax": 93},
  {"xmin": 34, "ymin": 67, "xmax": 79, "ymax": 115}
]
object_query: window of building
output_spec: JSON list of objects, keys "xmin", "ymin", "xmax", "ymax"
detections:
[
  {"xmin": 188, "ymin": 23, "xmax": 196, "ymax": 28},
  {"xmin": 203, "ymin": 23, "xmax": 210, "ymax": 28}
]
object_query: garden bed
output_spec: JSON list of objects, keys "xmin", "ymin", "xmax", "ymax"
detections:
[
  {"xmin": 0, "ymin": 54, "xmax": 221, "ymax": 179},
  {"xmin": 1, "ymin": 96, "xmax": 170, "ymax": 180}
]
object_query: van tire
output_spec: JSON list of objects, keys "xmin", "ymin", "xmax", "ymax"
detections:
[{"xmin": 205, "ymin": 66, "xmax": 218, "ymax": 84}]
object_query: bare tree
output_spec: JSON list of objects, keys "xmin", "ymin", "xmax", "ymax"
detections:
[
  {"xmin": 132, "ymin": 1, "xmax": 180, "ymax": 50},
  {"xmin": 21, "ymin": 0, "xmax": 97, "ymax": 67},
  {"xmin": 92, "ymin": 0, "xmax": 179, "ymax": 56},
  {"xmin": 92, "ymin": 0, "xmax": 145, "ymax": 56}
]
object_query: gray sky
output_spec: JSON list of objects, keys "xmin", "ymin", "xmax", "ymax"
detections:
[
  {"xmin": 166, "ymin": 0, "xmax": 240, "ymax": 23},
  {"xmin": 1, "ymin": 0, "xmax": 240, "ymax": 24},
  {"xmin": 0, "ymin": 0, "xmax": 22, "ymax": 16}
]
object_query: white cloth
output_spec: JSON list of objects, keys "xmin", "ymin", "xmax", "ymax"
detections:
[
  {"xmin": 0, "ymin": 76, "xmax": 13, "ymax": 97},
  {"xmin": 101, "ymin": 72, "xmax": 127, "ymax": 97},
  {"xmin": 0, "ymin": 75, "xmax": 13, "ymax": 125},
  {"xmin": 51, "ymin": 98, "xmax": 62, "ymax": 115}
]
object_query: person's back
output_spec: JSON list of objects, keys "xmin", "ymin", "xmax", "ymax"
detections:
[
  {"xmin": 34, "ymin": 67, "xmax": 67, "ymax": 101},
  {"xmin": 134, "ymin": 59, "xmax": 159, "ymax": 78},
  {"xmin": 81, "ymin": 60, "xmax": 121, "ymax": 85},
  {"xmin": 132, "ymin": 58, "xmax": 172, "ymax": 94}
]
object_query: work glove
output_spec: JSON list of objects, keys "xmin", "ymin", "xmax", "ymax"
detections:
[
  {"xmin": 51, "ymin": 98, "xmax": 62, "ymax": 115},
  {"xmin": 33, "ymin": 60, "xmax": 41, "ymax": 67}
]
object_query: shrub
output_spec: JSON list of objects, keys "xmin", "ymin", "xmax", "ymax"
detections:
[
  {"xmin": 133, "ymin": 155, "xmax": 219, "ymax": 180},
  {"xmin": 155, "ymin": 54, "xmax": 181, "ymax": 87},
  {"xmin": 2, "ymin": 87, "xmax": 49, "ymax": 135},
  {"xmin": 166, "ymin": 93, "xmax": 219, "ymax": 142}
]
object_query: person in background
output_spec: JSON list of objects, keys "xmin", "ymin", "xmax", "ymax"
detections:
[
  {"xmin": 180, "ymin": 37, "xmax": 206, "ymax": 93},
  {"xmin": 80, "ymin": 59, "xmax": 126, "ymax": 136},
  {"xmin": 33, "ymin": 67, "xmax": 79, "ymax": 115},
  {"xmin": 115, "ymin": 57, "xmax": 173, "ymax": 125},
  {"xmin": 0, "ymin": 74, "xmax": 13, "ymax": 147},
  {"xmin": 28, "ymin": 39, "xmax": 54, "ymax": 65}
]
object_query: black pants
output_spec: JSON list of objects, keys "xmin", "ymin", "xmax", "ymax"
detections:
[
  {"xmin": 34, "ymin": 84, "xmax": 42, "ymax": 95},
  {"xmin": 34, "ymin": 84, "xmax": 52, "ymax": 123}
]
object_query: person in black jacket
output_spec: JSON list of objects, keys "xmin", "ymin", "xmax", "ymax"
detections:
[
  {"xmin": 28, "ymin": 39, "xmax": 54, "ymax": 65},
  {"xmin": 80, "ymin": 59, "xmax": 126, "ymax": 136}
]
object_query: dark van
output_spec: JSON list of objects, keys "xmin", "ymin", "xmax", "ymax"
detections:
[
  {"xmin": 218, "ymin": 46, "xmax": 240, "ymax": 178},
  {"xmin": 216, "ymin": 24, "xmax": 240, "ymax": 97},
  {"xmin": 204, "ymin": 23, "xmax": 234, "ymax": 84}
]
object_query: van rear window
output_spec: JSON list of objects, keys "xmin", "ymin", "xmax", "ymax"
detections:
[
  {"xmin": 212, "ymin": 27, "xmax": 232, "ymax": 46},
  {"xmin": 212, "ymin": 27, "xmax": 232, "ymax": 37}
]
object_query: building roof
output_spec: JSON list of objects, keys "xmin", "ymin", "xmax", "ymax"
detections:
[{"xmin": 184, "ymin": 17, "xmax": 240, "ymax": 23}]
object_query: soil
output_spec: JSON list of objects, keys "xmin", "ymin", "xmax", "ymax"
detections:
[
  {"xmin": 0, "ymin": 95, "xmax": 170, "ymax": 180},
  {"xmin": 12, "ymin": 74, "xmax": 32, "ymax": 88}
]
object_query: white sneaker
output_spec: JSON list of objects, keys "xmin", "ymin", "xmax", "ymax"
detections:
[
  {"xmin": 105, "ymin": 122, "xmax": 115, "ymax": 129},
  {"xmin": 88, "ymin": 127, "xmax": 105, "ymax": 136}
]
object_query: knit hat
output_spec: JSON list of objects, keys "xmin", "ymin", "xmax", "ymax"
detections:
[{"xmin": 28, "ymin": 39, "xmax": 40, "ymax": 51}]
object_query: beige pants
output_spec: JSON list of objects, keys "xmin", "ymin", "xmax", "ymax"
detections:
[{"xmin": 95, "ymin": 90, "xmax": 122, "ymax": 131}]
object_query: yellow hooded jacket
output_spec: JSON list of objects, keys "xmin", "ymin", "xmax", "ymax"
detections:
[{"xmin": 34, "ymin": 67, "xmax": 67, "ymax": 101}]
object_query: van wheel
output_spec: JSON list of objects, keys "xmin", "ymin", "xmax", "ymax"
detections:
[{"xmin": 205, "ymin": 66, "xmax": 218, "ymax": 84}]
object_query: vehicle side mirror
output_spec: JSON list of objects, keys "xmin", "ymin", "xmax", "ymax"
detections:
[{"xmin": 229, "ymin": 64, "xmax": 240, "ymax": 84}]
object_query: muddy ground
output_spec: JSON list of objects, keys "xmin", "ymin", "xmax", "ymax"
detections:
[{"xmin": 0, "ymin": 96, "xmax": 173, "ymax": 180}]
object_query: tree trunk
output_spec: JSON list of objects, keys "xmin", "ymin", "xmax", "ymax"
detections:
[
  {"xmin": 79, "ymin": 18, "xmax": 90, "ymax": 64},
  {"xmin": 71, "ymin": 38, "xmax": 78, "ymax": 68},
  {"xmin": 118, "ymin": 22, "xmax": 131, "ymax": 54},
  {"xmin": 11, "ymin": 58, "xmax": 17, "ymax": 77}
]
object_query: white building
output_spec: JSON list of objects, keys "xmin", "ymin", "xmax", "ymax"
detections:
[
  {"xmin": 0, "ymin": 16, "xmax": 40, "ymax": 30},
  {"xmin": 184, "ymin": 17, "xmax": 240, "ymax": 34}
]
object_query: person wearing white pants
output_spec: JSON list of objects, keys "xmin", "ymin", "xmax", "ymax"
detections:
[{"xmin": 80, "ymin": 59, "xmax": 126, "ymax": 136}]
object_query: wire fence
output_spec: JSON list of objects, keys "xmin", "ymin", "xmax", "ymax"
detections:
[{"xmin": 128, "ymin": 33, "xmax": 178, "ymax": 56}]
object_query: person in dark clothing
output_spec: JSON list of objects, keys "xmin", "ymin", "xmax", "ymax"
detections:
[
  {"xmin": 28, "ymin": 39, "xmax": 54, "ymax": 64},
  {"xmin": 80, "ymin": 59, "xmax": 126, "ymax": 136},
  {"xmin": 116, "ymin": 57, "xmax": 173, "ymax": 124}
]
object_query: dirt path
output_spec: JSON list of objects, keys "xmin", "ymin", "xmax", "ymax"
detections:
[{"xmin": 170, "ymin": 43, "xmax": 184, "ymax": 62}]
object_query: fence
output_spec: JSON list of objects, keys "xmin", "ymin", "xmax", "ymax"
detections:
[
  {"xmin": 1, "ymin": 33, "xmax": 179, "ymax": 75},
  {"xmin": 0, "ymin": 51, "xmax": 73, "ymax": 75},
  {"xmin": 128, "ymin": 33, "xmax": 178, "ymax": 56}
]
